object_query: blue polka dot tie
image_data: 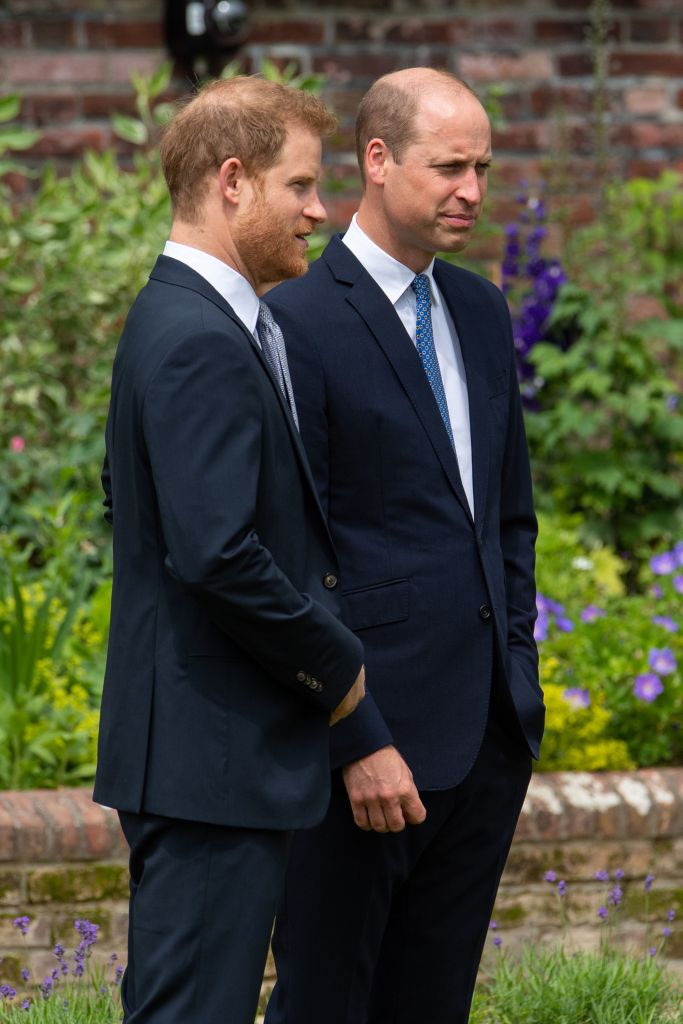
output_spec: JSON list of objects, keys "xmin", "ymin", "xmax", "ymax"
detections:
[{"xmin": 411, "ymin": 274, "xmax": 454, "ymax": 448}]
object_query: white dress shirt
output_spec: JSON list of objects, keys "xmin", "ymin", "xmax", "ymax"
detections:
[
  {"xmin": 163, "ymin": 240, "xmax": 260, "ymax": 338},
  {"xmin": 342, "ymin": 216, "xmax": 474, "ymax": 517}
]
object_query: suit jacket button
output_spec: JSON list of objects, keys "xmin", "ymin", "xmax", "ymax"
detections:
[
  {"xmin": 479, "ymin": 604, "xmax": 492, "ymax": 621},
  {"xmin": 296, "ymin": 671, "xmax": 307, "ymax": 682},
  {"xmin": 323, "ymin": 572, "xmax": 338, "ymax": 589}
]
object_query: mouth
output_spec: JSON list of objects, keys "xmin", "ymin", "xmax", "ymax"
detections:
[
  {"xmin": 440, "ymin": 213, "xmax": 476, "ymax": 228},
  {"xmin": 295, "ymin": 233, "xmax": 310, "ymax": 248}
]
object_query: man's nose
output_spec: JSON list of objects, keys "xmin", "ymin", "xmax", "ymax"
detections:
[{"xmin": 304, "ymin": 191, "xmax": 327, "ymax": 224}]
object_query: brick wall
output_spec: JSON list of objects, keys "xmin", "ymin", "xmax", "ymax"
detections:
[
  {"xmin": 1, "ymin": 0, "xmax": 682, "ymax": 226},
  {"xmin": 1, "ymin": 770, "xmax": 682, "ymax": 1003}
]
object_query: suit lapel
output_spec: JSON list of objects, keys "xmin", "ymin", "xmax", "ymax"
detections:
[
  {"xmin": 149, "ymin": 256, "xmax": 332, "ymax": 541},
  {"xmin": 434, "ymin": 263, "xmax": 491, "ymax": 538},
  {"xmin": 323, "ymin": 238, "xmax": 474, "ymax": 525}
]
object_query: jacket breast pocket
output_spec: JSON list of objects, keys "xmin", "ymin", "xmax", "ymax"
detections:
[{"xmin": 341, "ymin": 578, "xmax": 410, "ymax": 632}]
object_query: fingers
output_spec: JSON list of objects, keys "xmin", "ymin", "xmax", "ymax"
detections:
[{"xmin": 402, "ymin": 787, "xmax": 427, "ymax": 825}]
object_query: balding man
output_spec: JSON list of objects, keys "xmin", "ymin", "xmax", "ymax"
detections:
[{"xmin": 264, "ymin": 69, "xmax": 544, "ymax": 1024}]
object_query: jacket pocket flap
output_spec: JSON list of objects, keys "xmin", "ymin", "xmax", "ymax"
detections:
[{"xmin": 342, "ymin": 578, "xmax": 410, "ymax": 632}]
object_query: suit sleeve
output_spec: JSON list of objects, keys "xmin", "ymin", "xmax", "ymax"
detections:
[
  {"xmin": 273, "ymin": 299, "xmax": 395, "ymax": 764},
  {"xmin": 141, "ymin": 327, "xmax": 362, "ymax": 714},
  {"xmin": 101, "ymin": 455, "xmax": 113, "ymax": 526}
]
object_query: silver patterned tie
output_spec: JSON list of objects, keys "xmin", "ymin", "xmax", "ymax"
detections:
[{"xmin": 256, "ymin": 301, "xmax": 299, "ymax": 430}]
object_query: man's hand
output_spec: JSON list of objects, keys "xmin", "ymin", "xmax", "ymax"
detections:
[
  {"xmin": 330, "ymin": 665, "xmax": 366, "ymax": 726},
  {"xmin": 342, "ymin": 745, "xmax": 427, "ymax": 833}
]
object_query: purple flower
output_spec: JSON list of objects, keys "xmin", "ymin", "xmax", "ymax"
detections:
[
  {"xmin": 557, "ymin": 879, "xmax": 567, "ymax": 897},
  {"xmin": 594, "ymin": 869, "xmax": 610, "ymax": 882},
  {"xmin": 562, "ymin": 687, "xmax": 591, "ymax": 710},
  {"xmin": 648, "ymin": 648, "xmax": 677, "ymax": 675},
  {"xmin": 644, "ymin": 874, "xmax": 655, "ymax": 892},
  {"xmin": 674, "ymin": 541, "xmax": 683, "ymax": 565},
  {"xmin": 648, "ymin": 946, "xmax": 657, "ymax": 957},
  {"xmin": 651, "ymin": 584, "xmax": 664, "ymax": 598},
  {"xmin": 608, "ymin": 884, "xmax": 623, "ymax": 906},
  {"xmin": 652, "ymin": 616, "xmax": 679, "ymax": 633},
  {"xmin": 489, "ymin": 921, "xmax": 498, "ymax": 930},
  {"xmin": 20, "ymin": 968, "xmax": 30, "ymax": 982},
  {"xmin": 614, "ymin": 869, "xmax": 625, "ymax": 881},
  {"xmin": 650, "ymin": 551, "xmax": 677, "ymax": 575},
  {"xmin": 663, "ymin": 927, "xmax": 672, "ymax": 938},
  {"xmin": 21, "ymin": 1000, "xmax": 30, "ymax": 1011},
  {"xmin": 598, "ymin": 906, "xmax": 608, "ymax": 921},
  {"xmin": 493, "ymin": 936, "xmax": 503, "ymax": 947},
  {"xmin": 115, "ymin": 965, "xmax": 124, "ymax": 985},
  {"xmin": 53, "ymin": 944, "xmax": 64, "ymax": 959},
  {"xmin": 0, "ymin": 984, "xmax": 16, "ymax": 1000},
  {"xmin": 674, "ymin": 575, "xmax": 683, "ymax": 595},
  {"xmin": 12, "ymin": 916, "xmax": 30, "ymax": 937},
  {"xmin": 109, "ymin": 952, "xmax": 118, "ymax": 963},
  {"xmin": 39, "ymin": 975, "xmax": 53, "ymax": 1000},
  {"xmin": 581, "ymin": 605, "xmax": 606, "ymax": 623},
  {"xmin": 534, "ymin": 612, "xmax": 548, "ymax": 642},
  {"xmin": 667, "ymin": 909, "xmax": 676, "ymax": 922},
  {"xmin": 544, "ymin": 870, "xmax": 558, "ymax": 883},
  {"xmin": 633, "ymin": 673, "xmax": 664, "ymax": 703},
  {"xmin": 555, "ymin": 616, "xmax": 575, "ymax": 633}
]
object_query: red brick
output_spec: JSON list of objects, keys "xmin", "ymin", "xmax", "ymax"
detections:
[
  {"xmin": 612, "ymin": 122, "xmax": 683, "ymax": 148},
  {"xmin": 33, "ymin": 791, "xmax": 82, "ymax": 860},
  {"xmin": 30, "ymin": 18, "xmax": 77, "ymax": 48},
  {"xmin": 493, "ymin": 122, "xmax": 550, "ymax": 152},
  {"xmin": 557, "ymin": 52, "xmax": 595, "ymax": 76},
  {"xmin": 624, "ymin": 86, "xmax": 670, "ymax": 114},
  {"xmin": 469, "ymin": 19, "xmax": 527, "ymax": 44},
  {"xmin": 0, "ymin": 803, "xmax": 17, "ymax": 861},
  {"xmin": 610, "ymin": 51, "xmax": 683, "ymax": 75},
  {"xmin": 459, "ymin": 52, "xmax": 554, "ymax": 83},
  {"xmin": 26, "ymin": 126, "xmax": 109, "ymax": 157},
  {"xmin": 67, "ymin": 791, "xmax": 127, "ymax": 860},
  {"xmin": 81, "ymin": 92, "xmax": 138, "ymax": 118},
  {"xmin": 313, "ymin": 54, "xmax": 401, "ymax": 80},
  {"xmin": 530, "ymin": 84, "xmax": 593, "ymax": 116},
  {"xmin": 497, "ymin": 91, "xmax": 528, "ymax": 120},
  {"xmin": 326, "ymin": 87, "xmax": 365, "ymax": 118},
  {"xmin": 0, "ymin": 20, "xmax": 27, "ymax": 46},
  {"xmin": 107, "ymin": 52, "xmax": 166, "ymax": 83},
  {"xmin": 627, "ymin": 157, "xmax": 674, "ymax": 177},
  {"xmin": 85, "ymin": 19, "xmax": 164, "ymax": 48},
  {"xmin": 534, "ymin": 18, "xmax": 592, "ymax": 42},
  {"xmin": 27, "ymin": 93, "xmax": 80, "ymax": 126},
  {"xmin": 678, "ymin": 87, "xmax": 683, "ymax": 110},
  {"xmin": 3, "ymin": 53, "xmax": 107, "ymax": 84},
  {"xmin": 250, "ymin": 19, "xmax": 325, "ymax": 44},
  {"xmin": 0, "ymin": 793, "xmax": 51, "ymax": 861},
  {"xmin": 630, "ymin": 18, "xmax": 673, "ymax": 42}
]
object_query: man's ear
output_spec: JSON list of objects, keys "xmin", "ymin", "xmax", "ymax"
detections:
[
  {"xmin": 219, "ymin": 157, "xmax": 245, "ymax": 206},
  {"xmin": 365, "ymin": 138, "xmax": 391, "ymax": 186}
]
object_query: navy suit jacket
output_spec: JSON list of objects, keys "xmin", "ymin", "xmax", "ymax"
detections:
[
  {"xmin": 267, "ymin": 236, "xmax": 544, "ymax": 790},
  {"xmin": 94, "ymin": 255, "xmax": 363, "ymax": 829}
]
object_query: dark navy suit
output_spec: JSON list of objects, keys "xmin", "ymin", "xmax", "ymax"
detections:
[
  {"xmin": 264, "ymin": 236, "xmax": 544, "ymax": 1023},
  {"xmin": 95, "ymin": 255, "xmax": 363, "ymax": 1023}
]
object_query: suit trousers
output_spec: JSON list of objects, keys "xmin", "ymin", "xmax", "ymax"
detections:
[
  {"xmin": 265, "ymin": 680, "xmax": 531, "ymax": 1024},
  {"xmin": 118, "ymin": 810, "xmax": 291, "ymax": 1024}
]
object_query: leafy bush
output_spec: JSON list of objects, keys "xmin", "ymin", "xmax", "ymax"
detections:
[
  {"xmin": 523, "ymin": 173, "xmax": 683, "ymax": 555},
  {"xmin": 535, "ymin": 518, "xmax": 683, "ymax": 770},
  {"xmin": 0, "ymin": 535, "xmax": 107, "ymax": 789}
]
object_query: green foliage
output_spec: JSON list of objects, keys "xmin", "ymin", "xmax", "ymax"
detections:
[
  {"xmin": 527, "ymin": 173, "xmax": 683, "ymax": 554},
  {"xmin": 0, "ymin": 536, "xmax": 107, "ymax": 790},
  {"xmin": 471, "ymin": 945, "xmax": 683, "ymax": 1024},
  {"xmin": 535, "ymin": 518, "xmax": 683, "ymax": 771},
  {"xmin": 0, "ymin": 73, "xmax": 171, "ymax": 561}
]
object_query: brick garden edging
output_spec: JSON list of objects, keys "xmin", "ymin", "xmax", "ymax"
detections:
[{"xmin": 1, "ymin": 771, "xmax": 682, "ymax": 990}]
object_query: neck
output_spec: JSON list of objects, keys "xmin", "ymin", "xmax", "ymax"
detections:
[
  {"xmin": 355, "ymin": 201, "xmax": 432, "ymax": 275},
  {"xmin": 169, "ymin": 221, "xmax": 253, "ymax": 286}
]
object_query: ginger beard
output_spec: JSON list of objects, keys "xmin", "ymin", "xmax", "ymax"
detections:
[{"xmin": 237, "ymin": 180, "xmax": 310, "ymax": 290}]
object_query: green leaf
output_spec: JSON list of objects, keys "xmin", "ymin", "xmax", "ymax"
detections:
[
  {"xmin": 111, "ymin": 114, "xmax": 148, "ymax": 146},
  {"xmin": 0, "ymin": 126, "xmax": 40, "ymax": 151},
  {"xmin": 148, "ymin": 61, "xmax": 173, "ymax": 99},
  {"xmin": 0, "ymin": 94, "xmax": 21, "ymax": 123}
]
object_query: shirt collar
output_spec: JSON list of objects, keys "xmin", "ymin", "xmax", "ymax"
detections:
[
  {"xmin": 341, "ymin": 214, "xmax": 439, "ymax": 308},
  {"xmin": 163, "ymin": 240, "xmax": 260, "ymax": 335}
]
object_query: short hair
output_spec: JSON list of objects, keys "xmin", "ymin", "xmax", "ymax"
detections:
[
  {"xmin": 355, "ymin": 71, "xmax": 479, "ymax": 185},
  {"xmin": 160, "ymin": 76, "xmax": 338, "ymax": 223}
]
